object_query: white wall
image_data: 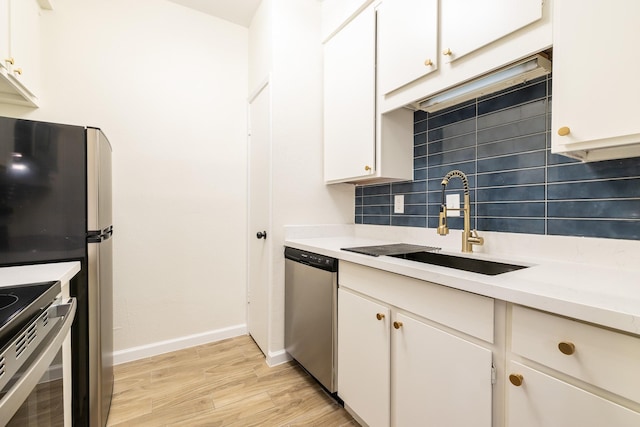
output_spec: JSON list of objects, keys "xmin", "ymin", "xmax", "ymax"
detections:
[
  {"xmin": 249, "ymin": 0, "xmax": 354, "ymax": 359},
  {"xmin": 0, "ymin": 0, "xmax": 249, "ymax": 358}
]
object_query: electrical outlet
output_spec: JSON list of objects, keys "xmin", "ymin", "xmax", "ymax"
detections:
[
  {"xmin": 446, "ymin": 194, "xmax": 460, "ymax": 217},
  {"xmin": 394, "ymin": 195, "xmax": 404, "ymax": 214}
]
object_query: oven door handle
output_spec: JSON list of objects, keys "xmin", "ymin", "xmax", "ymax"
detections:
[{"xmin": 0, "ymin": 298, "xmax": 77, "ymax": 426}]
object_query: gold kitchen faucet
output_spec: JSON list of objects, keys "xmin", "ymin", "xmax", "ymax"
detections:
[{"xmin": 437, "ymin": 170, "xmax": 484, "ymax": 253}]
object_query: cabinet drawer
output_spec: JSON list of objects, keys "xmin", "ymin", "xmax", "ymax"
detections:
[
  {"xmin": 339, "ymin": 262, "xmax": 494, "ymax": 343},
  {"xmin": 506, "ymin": 362, "xmax": 640, "ymax": 427},
  {"xmin": 511, "ymin": 305, "xmax": 640, "ymax": 403}
]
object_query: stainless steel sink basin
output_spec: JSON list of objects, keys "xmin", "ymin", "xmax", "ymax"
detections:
[{"xmin": 389, "ymin": 251, "xmax": 528, "ymax": 276}]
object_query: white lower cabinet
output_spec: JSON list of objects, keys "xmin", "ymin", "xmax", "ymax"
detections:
[
  {"xmin": 506, "ymin": 362, "xmax": 640, "ymax": 427},
  {"xmin": 506, "ymin": 305, "xmax": 640, "ymax": 426},
  {"xmin": 334, "ymin": 261, "xmax": 640, "ymax": 427},
  {"xmin": 393, "ymin": 312, "xmax": 492, "ymax": 427},
  {"xmin": 337, "ymin": 268, "xmax": 494, "ymax": 427},
  {"xmin": 338, "ymin": 288, "xmax": 390, "ymax": 427}
]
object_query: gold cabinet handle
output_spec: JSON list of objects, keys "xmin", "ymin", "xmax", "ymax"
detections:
[
  {"xmin": 393, "ymin": 321, "xmax": 403, "ymax": 329},
  {"xmin": 376, "ymin": 313, "xmax": 385, "ymax": 321},
  {"xmin": 364, "ymin": 165, "xmax": 372, "ymax": 172},
  {"xmin": 5, "ymin": 57, "xmax": 14, "ymax": 65},
  {"xmin": 442, "ymin": 48, "xmax": 452, "ymax": 56},
  {"xmin": 424, "ymin": 58, "xmax": 433, "ymax": 67},
  {"xmin": 558, "ymin": 126, "xmax": 571, "ymax": 136},
  {"xmin": 509, "ymin": 373, "xmax": 524, "ymax": 387},
  {"xmin": 558, "ymin": 341, "xmax": 576, "ymax": 355},
  {"xmin": 14, "ymin": 68, "xmax": 22, "ymax": 75}
]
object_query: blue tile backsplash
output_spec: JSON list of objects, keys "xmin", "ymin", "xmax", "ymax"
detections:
[{"xmin": 355, "ymin": 76, "xmax": 640, "ymax": 240}]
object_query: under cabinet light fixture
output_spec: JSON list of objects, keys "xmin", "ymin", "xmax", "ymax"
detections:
[{"xmin": 416, "ymin": 54, "xmax": 552, "ymax": 113}]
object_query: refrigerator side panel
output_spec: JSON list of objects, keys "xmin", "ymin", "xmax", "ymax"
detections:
[
  {"xmin": 100, "ymin": 235, "xmax": 113, "ymax": 422},
  {"xmin": 87, "ymin": 235, "xmax": 113, "ymax": 427},
  {"xmin": 86, "ymin": 126, "xmax": 114, "ymax": 427},
  {"xmin": 87, "ymin": 128, "xmax": 112, "ymax": 234}
]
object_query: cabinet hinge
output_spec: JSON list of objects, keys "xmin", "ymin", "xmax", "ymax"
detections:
[{"xmin": 491, "ymin": 363, "xmax": 497, "ymax": 385}]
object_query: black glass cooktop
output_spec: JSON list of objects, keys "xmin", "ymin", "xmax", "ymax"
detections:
[
  {"xmin": 0, "ymin": 281, "xmax": 61, "ymax": 350},
  {"xmin": 341, "ymin": 243, "xmax": 440, "ymax": 257}
]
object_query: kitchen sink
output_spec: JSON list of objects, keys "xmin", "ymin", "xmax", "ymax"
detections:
[{"xmin": 389, "ymin": 251, "xmax": 528, "ymax": 276}]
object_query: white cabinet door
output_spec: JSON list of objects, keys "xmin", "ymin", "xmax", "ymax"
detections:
[
  {"xmin": 377, "ymin": 0, "xmax": 438, "ymax": 95},
  {"xmin": 324, "ymin": 5, "xmax": 375, "ymax": 183},
  {"xmin": 338, "ymin": 288, "xmax": 390, "ymax": 427},
  {"xmin": 0, "ymin": 0, "xmax": 8, "ymax": 71},
  {"xmin": 440, "ymin": 0, "xmax": 542, "ymax": 63},
  {"xmin": 8, "ymin": 0, "xmax": 41, "ymax": 95},
  {"xmin": 393, "ymin": 313, "xmax": 493, "ymax": 427},
  {"xmin": 507, "ymin": 362, "xmax": 640, "ymax": 427},
  {"xmin": 551, "ymin": 1, "xmax": 640, "ymax": 160}
]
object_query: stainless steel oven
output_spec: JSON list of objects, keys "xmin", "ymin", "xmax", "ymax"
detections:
[{"xmin": 0, "ymin": 281, "xmax": 76, "ymax": 427}]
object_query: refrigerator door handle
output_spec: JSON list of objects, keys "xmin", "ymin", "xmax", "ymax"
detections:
[{"xmin": 87, "ymin": 228, "xmax": 113, "ymax": 243}]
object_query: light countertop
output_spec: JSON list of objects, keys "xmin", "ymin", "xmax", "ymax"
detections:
[
  {"xmin": 0, "ymin": 262, "xmax": 81, "ymax": 289},
  {"xmin": 285, "ymin": 235, "xmax": 640, "ymax": 336}
]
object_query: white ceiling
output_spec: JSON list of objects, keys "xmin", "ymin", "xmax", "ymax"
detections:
[{"xmin": 166, "ymin": 0, "xmax": 262, "ymax": 27}]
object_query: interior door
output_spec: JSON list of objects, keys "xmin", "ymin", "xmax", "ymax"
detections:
[{"xmin": 247, "ymin": 80, "xmax": 271, "ymax": 356}]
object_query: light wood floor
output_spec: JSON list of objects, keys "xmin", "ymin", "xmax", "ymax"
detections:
[{"xmin": 106, "ymin": 335, "xmax": 357, "ymax": 426}]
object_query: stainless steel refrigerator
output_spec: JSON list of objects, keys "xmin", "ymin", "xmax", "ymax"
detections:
[{"xmin": 0, "ymin": 117, "xmax": 114, "ymax": 426}]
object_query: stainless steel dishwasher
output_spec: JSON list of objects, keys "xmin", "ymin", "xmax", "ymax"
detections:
[{"xmin": 285, "ymin": 247, "xmax": 338, "ymax": 393}]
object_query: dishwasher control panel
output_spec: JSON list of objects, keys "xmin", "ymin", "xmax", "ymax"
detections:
[{"xmin": 284, "ymin": 247, "xmax": 338, "ymax": 272}]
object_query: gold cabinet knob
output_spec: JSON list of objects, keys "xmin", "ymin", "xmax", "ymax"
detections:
[
  {"xmin": 5, "ymin": 57, "xmax": 14, "ymax": 65},
  {"xmin": 442, "ymin": 48, "xmax": 452, "ymax": 56},
  {"xmin": 364, "ymin": 165, "xmax": 372, "ymax": 172},
  {"xmin": 558, "ymin": 341, "xmax": 576, "ymax": 355},
  {"xmin": 393, "ymin": 321, "xmax": 403, "ymax": 329},
  {"xmin": 509, "ymin": 374, "xmax": 524, "ymax": 387},
  {"xmin": 376, "ymin": 313, "xmax": 385, "ymax": 321},
  {"xmin": 424, "ymin": 58, "xmax": 433, "ymax": 67},
  {"xmin": 558, "ymin": 126, "xmax": 571, "ymax": 136},
  {"xmin": 14, "ymin": 68, "xmax": 22, "ymax": 75}
]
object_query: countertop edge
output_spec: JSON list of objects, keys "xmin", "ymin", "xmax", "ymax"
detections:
[
  {"xmin": 0, "ymin": 262, "xmax": 82, "ymax": 288},
  {"xmin": 285, "ymin": 237, "xmax": 640, "ymax": 337}
]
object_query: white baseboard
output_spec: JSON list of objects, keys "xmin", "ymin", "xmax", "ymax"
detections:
[
  {"xmin": 266, "ymin": 348, "xmax": 291, "ymax": 367},
  {"xmin": 113, "ymin": 324, "xmax": 248, "ymax": 365}
]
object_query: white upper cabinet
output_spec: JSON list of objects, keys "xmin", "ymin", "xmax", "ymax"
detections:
[
  {"xmin": 0, "ymin": 0, "xmax": 8, "ymax": 71},
  {"xmin": 551, "ymin": 1, "xmax": 640, "ymax": 161},
  {"xmin": 377, "ymin": 0, "xmax": 438, "ymax": 96},
  {"xmin": 323, "ymin": 2, "xmax": 414, "ymax": 184},
  {"xmin": 10, "ymin": 0, "xmax": 41, "ymax": 94},
  {"xmin": 379, "ymin": 0, "xmax": 551, "ymax": 112},
  {"xmin": 0, "ymin": 0, "xmax": 42, "ymax": 107},
  {"xmin": 323, "ymin": 5, "xmax": 376, "ymax": 183},
  {"xmin": 440, "ymin": 0, "xmax": 542, "ymax": 63}
]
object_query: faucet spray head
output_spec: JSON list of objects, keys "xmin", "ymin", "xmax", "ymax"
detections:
[{"xmin": 437, "ymin": 206, "xmax": 449, "ymax": 235}]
